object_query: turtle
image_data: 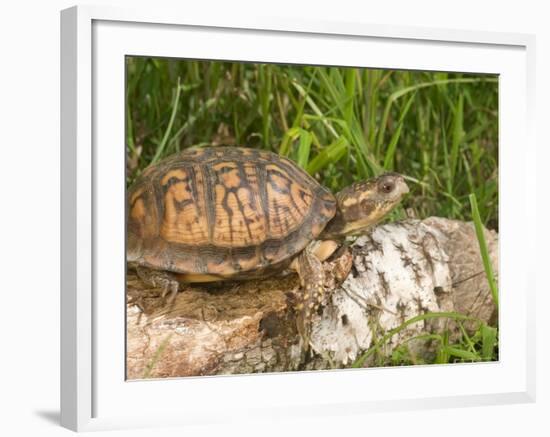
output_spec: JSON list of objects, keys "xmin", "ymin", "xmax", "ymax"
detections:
[{"xmin": 127, "ymin": 146, "xmax": 409, "ymax": 345}]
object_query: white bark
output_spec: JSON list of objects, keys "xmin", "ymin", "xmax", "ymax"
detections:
[{"xmin": 126, "ymin": 217, "xmax": 498, "ymax": 379}]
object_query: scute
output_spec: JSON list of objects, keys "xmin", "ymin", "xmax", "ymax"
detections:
[
  {"xmin": 210, "ymin": 160, "xmax": 267, "ymax": 246},
  {"xmin": 159, "ymin": 165, "xmax": 210, "ymax": 245},
  {"xmin": 127, "ymin": 146, "xmax": 337, "ymax": 279},
  {"xmin": 265, "ymin": 163, "xmax": 312, "ymax": 238}
]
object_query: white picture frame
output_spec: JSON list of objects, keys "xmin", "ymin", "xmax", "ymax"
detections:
[{"xmin": 60, "ymin": 5, "xmax": 536, "ymax": 432}]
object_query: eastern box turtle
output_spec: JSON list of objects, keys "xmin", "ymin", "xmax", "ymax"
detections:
[{"xmin": 127, "ymin": 146, "xmax": 409, "ymax": 344}]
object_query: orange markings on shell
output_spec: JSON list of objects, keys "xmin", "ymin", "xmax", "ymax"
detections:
[
  {"xmin": 130, "ymin": 187, "xmax": 145, "ymax": 205},
  {"xmin": 265, "ymin": 164, "xmax": 310, "ymax": 238},
  {"xmin": 160, "ymin": 168, "xmax": 187, "ymax": 185},
  {"xmin": 212, "ymin": 162, "xmax": 241, "ymax": 189},
  {"xmin": 290, "ymin": 183, "xmax": 313, "ymax": 213},
  {"xmin": 128, "ymin": 188, "xmax": 158, "ymax": 240},
  {"xmin": 126, "ymin": 147, "xmax": 337, "ymax": 278},
  {"xmin": 212, "ymin": 184, "xmax": 230, "ymax": 244},
  {"xmin": 212, "ymin": 185, "xmax": 265, "ymax": 247},
  {"xmin": 211, "ymin": 162, "xmax": 267, "ymax": 247},
  {"xmin": 130, "ymin": 198, "xmax": 146, "ymax": 221},
  {"xmin": 160, "ymin": 166, "xmax": 209, "ymax": 245}
]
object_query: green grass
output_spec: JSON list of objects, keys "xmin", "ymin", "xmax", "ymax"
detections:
[
  {"xmin": 351, "ymin": 194, "xmax": 499, "ymax": 367},
  {"xmin": 470, "ymin": 193, "xmax": 499, "ymax": 308},
  {"xmin": 352, "ymin": 312, "xmax": 498, "ymax": 368},
  {"xmin": 126, "ymin": 58, "xmax": 498, "ymax": 229},
  {"xmin": 126, "ymin": 57, "xmax": 499, "ymax": 365}
]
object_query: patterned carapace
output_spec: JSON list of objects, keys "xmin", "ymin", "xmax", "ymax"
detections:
[{"xmin": 127, "ymin": 147, "xmax": 337, "ymax": 280}]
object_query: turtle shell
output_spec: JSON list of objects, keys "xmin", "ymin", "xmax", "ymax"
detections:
[{"xmin": 127, "ymin": 146, "xmax": 337, "ymax": 280}]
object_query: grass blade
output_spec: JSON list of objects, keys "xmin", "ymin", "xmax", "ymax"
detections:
[
  {"xmin": 480, "ymin": 324, "xmax": 498, "ymax": 360},
  {"xmin": 151, "ymin": 77, "xmax": 182, "ymax": 164},
  {"xmin": 445, "ymin": 346, "xmax": 479, "ymax": 361},
  {"xmin": 306, "ymin": 137, "xmax": 348, "ymax": 175},
  {"xmin": 296, "ymin": 130, "xmax": 312, "ymax": 169},
  {"xmin": 344, "ymin": 68, "xmax": 357, "ymax": 126},
  {"xmin": 375, "ymin": 77, "xmax": 495, "ymax": 153},
  {"xmin": 469, "ymin": 193, "xmax": 499, "ymax": 308},
  {"xmin": 450, "ymin": 94, "xmax": 464, "ymax": 183},
  {"xmin": 383, "ymin": 91, "xmax": 416, "ymax": 169},
  {"xmin": 352, "ymin": 311, "xmax": 479, "ymax": 368}
]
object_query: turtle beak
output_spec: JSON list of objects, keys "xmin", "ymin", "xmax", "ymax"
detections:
[{"xmin": 398, "ymin": 175, "xmax": 410, "ymax": 195}]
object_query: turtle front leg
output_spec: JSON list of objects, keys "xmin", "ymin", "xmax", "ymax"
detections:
[
  {"xmin": 290, "ymin": 244, "xmax": 328, "ymax": 350},
  {"xmin": 136, "ymin": 266, "xmax": 180, "ymax": 303}
]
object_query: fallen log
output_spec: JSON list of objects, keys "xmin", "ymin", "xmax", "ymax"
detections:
[{"xmin": 126, "ymin": 217, "xmax": 498, "ymax": 379}]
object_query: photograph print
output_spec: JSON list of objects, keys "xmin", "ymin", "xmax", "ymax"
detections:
[{"xmin": 125, "ymin": 57, "xmax": 499, "ymax": 379}]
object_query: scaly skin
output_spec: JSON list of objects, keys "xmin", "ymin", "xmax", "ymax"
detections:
[
  {"xmin": 292, "ymin": 173, "xmax": 409, "ymax": 351},
  {"xmin": 293, "ymin": 243, "xmax": 327, "ymax": 349},
  {"xmin": 130, "ymin": 153, "xmax": 409, "ymax": 353},
  {"xmin": 136, "ymin": 266, "xmax": 179, "ymax": 302}
]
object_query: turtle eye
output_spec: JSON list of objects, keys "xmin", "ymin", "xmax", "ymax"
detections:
[{"xmin": 379, "ymin": 180, "xmax": 395, "ymax": 194}]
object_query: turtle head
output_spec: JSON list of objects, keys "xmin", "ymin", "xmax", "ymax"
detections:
[{"xmin": 321, "ymin": 172, "xmax": 409, "ymax": 239}]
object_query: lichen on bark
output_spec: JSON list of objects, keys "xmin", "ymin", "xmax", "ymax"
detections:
[{"xmin": 126, "ymin": 217, "xmax": 498, "ymax": 379}]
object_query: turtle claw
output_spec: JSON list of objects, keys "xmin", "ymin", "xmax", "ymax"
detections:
[
  {"xmin": 163, "ymin": 280, "xmax": 180, "ymax": 304},
  {"xmin": 136, "ymin": 266, "xmax": 181, "ymax": 304}
]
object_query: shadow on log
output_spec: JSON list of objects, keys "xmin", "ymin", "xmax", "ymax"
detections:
[{"xmin": 126, "ymin": 217, "xmax": 498, "ymax": 379}]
